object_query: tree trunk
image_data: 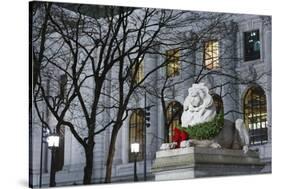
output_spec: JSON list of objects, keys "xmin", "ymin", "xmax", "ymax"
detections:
[
  {"xmin": 161, "ymin": 97, "xmax": 169, "ymax": 142},
  {"xmin": 104, "ymin": 128, "xmax": 118, "ymax": 183},
  {"xmin": 83, "ymin": 146, "xmax": 94, "ymax": 184},
  {"xmin": 32, "ymin": 3, "xmax": 52, "ymax": 90}
]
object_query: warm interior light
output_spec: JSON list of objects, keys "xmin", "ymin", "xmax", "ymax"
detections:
[
  {"xmin": 166, "ymin": 48, "xmax": 180, "ymax": 77},
  {"xmin": 204, "ymin": 41, "xmax": 219, "ymax": 69}
]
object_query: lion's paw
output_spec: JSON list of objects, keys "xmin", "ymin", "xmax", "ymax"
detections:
[
  {"xmin": 209, "ymin": 142, "xmax": 221, "ymax": 149},
  {"xmin": 180, "ymin": 140, "xmax": 191, "ymax": 148},
  {"xmin": 160, "ymin": 143, "xmax": 170, "ymax": 151},
  {"xmin": 243, "ymin": 145, "xmax": 249, "ymax": 154}
]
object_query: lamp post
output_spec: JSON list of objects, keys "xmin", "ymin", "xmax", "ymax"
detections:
[
  {"xmin": 47, "ymin": 130, "xmax": 60, "ymax": 187},
  {"xmin": 39, "ymin": 113, "xmax": 44, "ymax": 188},
  {"xmin": 131, "ymin": 143, "xmax": 139, "ymax": 182},
  {"xmin": 144, "ymin": 91, "xmax": 150, "ymax": 181}
]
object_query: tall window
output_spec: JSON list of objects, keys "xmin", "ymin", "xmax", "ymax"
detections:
[
  {"xmin": 166, "ymin": 48, "xmax": 180, "ymax": 77},
  {"xmin": 129, "ymin": 109, "xmax": 145, "ymax": 162},
  {"xmin": 244, "ymin": 86, "xmax": 267, "ymax": 145},
  {"xmin": 166, "ymin": 101, "xmax": 183, "ymax": 142},
  {"xmin": 204, "ymin": 40, "xmax": 219, "ymax": 69},
  {"xmin": 244, "ymin": 30, "xmax": 260, "ymax": 61},
  {"xmin": 212, "ymin": 94, "xmax": 224, "ymax": 114},
  {"xmin": 131, "ymin": 58, "xmax": 144, "ymax": 84}
]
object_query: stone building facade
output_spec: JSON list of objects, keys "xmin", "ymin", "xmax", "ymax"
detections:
[{"xmin": 30, "ymin": 4, "xmax": 271, "ymax": 187}]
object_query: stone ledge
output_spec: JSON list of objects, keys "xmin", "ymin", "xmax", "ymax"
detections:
[
  {"xmin": 156, "ymin": 147, "xmax": 259, "ymax": 158},
  {"xmin": 152, "ymin": 147, "xmax": 265, "ymax": 181}
]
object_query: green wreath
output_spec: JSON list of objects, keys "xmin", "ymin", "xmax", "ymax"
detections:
[{"xmin": 178, "ymin": 113, "xmax": 224, "ymax": 140}]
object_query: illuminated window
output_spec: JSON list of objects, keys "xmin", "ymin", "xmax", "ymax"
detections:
[
  {"xmin": 129, "ymin": 109, "xmax": 144, "ymax": 162},
  {"xmin": 131, "ymin": 58, "xmax": 144, "ymax": 84},
  {"xmin": 166, "ymin": 101, "xmax": 183, "ymax": 142},
  {"xmin": 244, "ymin": 30, "xmax": 260, "ymax": 61},
  {"xmin": 212, "ymin": 94, "xmax": 224, "ymax": 114},
  {"xmin": 166, "ymin": 49, "xmax": 180, "ymax": 77},
  {"xmin": 204, "ymin": 40, "xmax": 219, "ymax": 69},
  {"xmin": 244, "ymin": 86, "xmax": 267, "ymax": 145}
]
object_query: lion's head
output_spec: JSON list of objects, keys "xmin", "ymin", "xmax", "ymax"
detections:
[
  {"xmin": 183, "ymin": 83, "xmax": 214, "ymax": 112},
  {"xmin": 182, "ymin": 83, "xmax": 216, "ymax": 127}
]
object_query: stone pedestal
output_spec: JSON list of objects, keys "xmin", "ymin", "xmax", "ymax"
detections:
[{"xmin": 152, "ymin": 147, "xmax": 264, "ymax": 181}]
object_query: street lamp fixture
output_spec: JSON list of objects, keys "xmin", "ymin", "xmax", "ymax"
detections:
[
  {"xmin": 47, "ymin": 132, "xmax": 60, "ymax": 148},
  {"xmin": 47, "ymin": 130, "xmax": 60, "ymax": 187},
  {"xmin": 131, "ymin": 143, "xmax": 139, "ymax": 181},
  {"xmin": 131, "ymin": 143, "xmax": 140, "ymax": 153}
]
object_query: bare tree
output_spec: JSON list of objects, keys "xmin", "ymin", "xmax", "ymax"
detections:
[
  {"xmin": 32, "ymin": 3, "xmax": 198, "ymax": 184},
  {"xmin": 143, "ymin": 17, "xmax": 271, "ymax": 145},
  {"xmin": 31, "ymin": 2, "xmax": 270, "ymax": 185},
  {"xmin": 101, "ymin": 9, "xmax": 239, "ymax": 183}
]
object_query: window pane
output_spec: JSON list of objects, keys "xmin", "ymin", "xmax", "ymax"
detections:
[
  {"xmin": 204, "ymin": 41, "xmax": 219, "ymax": 69},
  {"xmin": 244, "ymin": 86, "xmax": 267, "ymax": 145},
  {"xmin": 166, "ymin": 49, "xmax": 180, "ymax": 77},
  {"xmin": 244, "ymin": 30, "xmax": 260, "ymax": 61},
  {"xmin": 131, "ymin": 58, "xmax": 144, "ymax": 84}
]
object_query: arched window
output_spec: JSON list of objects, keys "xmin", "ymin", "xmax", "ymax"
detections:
[
  {"xmin": 244, "ymin": 86, "xmax": 267, "ymax": 145},
  {"xmin": 212, "ymin": 94, "xmax": 224, "ymax": 114},
  {"xmin": 166, "ymin": 101, "xmax": 183, "ymax": 142},
  {"xmin": 129, "ymin": 109, "xmax": 144, "ymax": 162}
]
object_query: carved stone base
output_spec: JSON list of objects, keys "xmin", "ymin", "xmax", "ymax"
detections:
[{"xmin": 152, "ymin": 147, "xmax": 264, "ymax": 181}]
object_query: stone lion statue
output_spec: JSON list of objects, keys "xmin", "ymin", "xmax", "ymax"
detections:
[
  {"xmin": 181, "ymin": 83, "xmax": 216, "ymax": 127},
  {"xmin": 161, "ymin": 83, "xmax": 250, "ymax": 153},
  {"xmin": 180, "ymin": 118, "xmax": 249, "ymax": 153}
]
